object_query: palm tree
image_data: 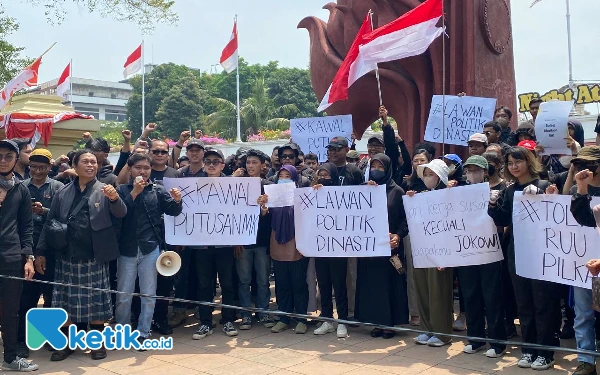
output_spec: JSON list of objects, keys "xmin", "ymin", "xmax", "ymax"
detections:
[{"xmin": 204, "ymin": 77, "xmax": 298, "ymax": 140}]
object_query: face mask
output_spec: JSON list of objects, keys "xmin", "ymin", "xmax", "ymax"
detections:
[
  {"xmin": 447, "ymin": 164, "xmax": 456, "ymax": 176},
  {"xmin": 466, "ymin": 170, "xmax": 485, "ymax": 184},
  {"xmin": 369, "ymin": 170, "xmax": 385, "ymax": 183},
  {"xmin": 488, "ymin": 165, "xmax": 496, "ymax": 177},
  {"xmin": 278, "ymin": 179, "xmax": 293, "ymax": 184},
  {"xmin": 496, "ymin": 118, "xmax": 509, "ymax": 127},
  {"xmin": 318, "ymin": 178, "xmax": 333, "ymax": 186},
  {"xmin": 559, "ymin": 155, "xmax": 572, "ymax": 169},
  {"xmin": 423, "ymin": 175, "xmax": 440, "ymax": 190}
]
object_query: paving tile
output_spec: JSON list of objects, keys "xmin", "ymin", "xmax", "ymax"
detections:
[
  {"xmin": 175, "ymin": 352, "xmax": 243, "ymax": 372},
  {"xmin": 204, "ymin": 358, "xmax": 280, "ymax": 375},
  {"xmin": 251, "ymin": 331, "xmax": 313, "ymax": 348},
  {"xmin": 249, "ymin": 348, "xmax": 316, "ymax": 369},
  {"xmin": 321, "ymin": 347, "xmax": 393, "ymax": 366},
  {"xmin": 415, "ymin": 364, "xmax": 494, "ymax": 374},
  {"xmin": 365, "ymin": 354, "xmax": 440, "ymax": 375},
  {"xmin": 286, "ymin": 339, "xmax": 351, "ymax": 357},
  {"xmin": 394, "ymin": 344, "xmax": 463, "ymax": 362},
  {"xmin": 286, "ymin": 358, "xmax": 361, "ymax": 375}
]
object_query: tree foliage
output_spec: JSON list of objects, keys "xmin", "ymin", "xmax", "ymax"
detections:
[
  {"xmin": 156, "ymin": 77, "xmax": 204, "ymax": 139},
  {"xmin": 0, "ymin": 11, "xmax": 33, "ymax": 87},
  {"xmin": 22, "ymin": 0, "xmax": 177, "ymax": 32}
]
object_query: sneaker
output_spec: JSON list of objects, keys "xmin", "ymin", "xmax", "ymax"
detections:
[
  {"xmin": 295, "ymin": 322, "xmax": 308, "ymax": 334},
  {"xmin": 428, "ymin": 336, "xmax": 450, "ymax": 347},
  {"xmin": 259, "ymin": 315, "xmax": 275, "ymax": 328},
  {"xmin": 136, "ymin": 336, "xmax": 148, "ymax": 352},
  {"xmin": 409, "ymin": 316, "xmax": 421, "ymax": 326},
  {"xmin": 452, "ymin": 313, "xmax": 467, "ymax": 331},
  {"xmin": 573, "ymin": 362, "xmax": 597, "ymax": 375},
  {"xmin": 192, "ymin": 324, "xmax": 213, "ymax": 340},
  {"xmin": 223, "ymin": 322, "xmax": 238, "ymax": 337},
  {"xmin": 2, "ymin": 357, "xmax": 39, "ymax": 372},
  {"xmin": 336, "ymin": 324, "xmax": 348, "ymax": 338},
  {"xmin": 415, "ymin": 334, "xmax": 432, "ymax": 345},
  {"xmin": 313, "ymin": 322, "xmax": 335, "ymax": 335},
  {"xmin": 151, "ymin": 320, "xmax": 173, "ymax": 335},
  {"xmin": 517, "ymin": 353, "xmax": 534, "ymax": 368},
  {"xmin": 239, "ymin": 317, "xmax": 252, "ymax": 330},
  {"xmin": 531, "ymin": 356, "xmax": 555, "ymax": 370},
  {"xmin": 464, "ymin": 344, "xmax": 486, "ymax": 354},
  {"xmin": 485, "ymin": 348, "xmax": 505, "ymax": 358},
  {"xmin": 271, "ymin": 321, "xmax": 288, "ymax": 333},
  {"xmin": 168, "ymin": 310, "xmax": 187, "ymax": 328}
]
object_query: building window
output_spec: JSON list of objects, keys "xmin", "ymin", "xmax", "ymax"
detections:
[
  {"xmin": 111, "ymin": 93, "xmax": 117, "ymax": 99},
  {"xmin": 88, "ymin": 92, "xmax": 94, "ymax": 97},
  {"xmin": 105, "ymin": 113, "xmax": 126, "ymax": 122}
]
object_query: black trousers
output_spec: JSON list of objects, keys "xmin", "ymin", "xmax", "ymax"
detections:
[
  {"xmin": 109, "ymin": 259, "xmax": 118, "ymax": 316},
  {"xmin": 457, "ymin": 261, "xmax": 507, "ymax": 351},
  {"xmin": 273, "ymin": 258, "xmax": 309, "ymax": 324},
  {"xmin": 196, "ymin": 247, "xmax": 236, "ymax": 327},
  {"xmin": 17, "ymin": 255, "xmax": 55, "ymax": 343},
  {"xmin": 0, "ymin": 260, "xmax": 24, "ymax": 363},
  {"xmin": 153, "ymin": 274, "xmax": 175, "ymax": 323},
  {"xmin": 315, "ymin": 257, "xmax": 348, "ymax": 320},
  {"xmin": 501, "ymin": 233, "xmax": 517, "ymax": 323}
]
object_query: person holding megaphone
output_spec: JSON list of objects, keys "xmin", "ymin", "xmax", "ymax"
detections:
[{"xmin": 115, "ymin": 153, "xmax": 182, "ymax": 349}]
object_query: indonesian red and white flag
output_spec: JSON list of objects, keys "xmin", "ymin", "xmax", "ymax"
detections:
[
  {"xmin": 220, "ymin": 20, "xmax": 238, "ymax": 73},
  {"xmin": 0, "ymin": 57, "xmax": 42, "ymax": 111},
  {"xmin": 318, "ymin": 0, "xmax": 444, "ymax": 112},
  {"xmin": 123, "ymin": 44, "xmax": 142, "ymax": 78},
  {"xmin": 56, "ymin": 62, "xmax": 71, "ymax": 98}
]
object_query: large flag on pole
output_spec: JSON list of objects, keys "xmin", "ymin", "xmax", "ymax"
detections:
[
  {"xmin": 318, "ymin": 0, "xmax": 443, "ymax": 112},
  {"xmin": 220, "ymin": 20, "xmax": 238, "ymax": 73},
  {"xmin": 0, "ymin": 57, "xmax": 42, "ymax": 111},
  {"xmin": 56, "ymin": 62, "xmax": 71, "ymax": 98},
  {"xmin": 123, "ymin": 44, "xmax": 142, "ymax": 78}
]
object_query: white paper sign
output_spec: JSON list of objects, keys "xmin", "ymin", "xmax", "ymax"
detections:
[
  {"xmin": 534, "ymin": 100, "xmax": 574, "ymax": 156},
  {"xmin": 163, "ymin": 177, "xmax": 261, "ymax": 246},
  {"xmin": 513, "ymin": 193, "xmax": 600, "ymax": 289},
  {"xmin": 293, "ymin": 185, "xmax": 391, "ymax": 257},
  {"xmin": 424, "ymin": 95, "xmax": 497, "ymax": 146},
  {"xmin": 403, "ymin": 183, "xmax": 504, "ymax": 268},
  {"xmin": 290, "ymin": 115, "xmax": 352, "ymax": 162},
  {"xmin": 264, "ymin": 183, "xmax": 294, "ymax": 208}
]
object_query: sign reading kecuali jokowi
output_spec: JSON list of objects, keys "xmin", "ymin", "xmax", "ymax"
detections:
[{"xmin": 518, "ymin": 83, "xmax": 600, "ymax": 113}]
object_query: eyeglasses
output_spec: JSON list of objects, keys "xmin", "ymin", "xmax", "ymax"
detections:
[
  {"xmin": 29, "ymin": 165, "xmax": 49, "ymax": 171},
  {"xmin": 204, "ymin": 159, "xmax": 223, "ymax": 166},
  {"xmin": 280, "ymin": 154, "xmax": 295, "ymax": 160},
  {"xmin": 0, "ymin": 154, "xmax": 15, "ymax": 162},
  {"xmin": 152, "ymin": 150, "xmax": 169, "ymax": 155}
]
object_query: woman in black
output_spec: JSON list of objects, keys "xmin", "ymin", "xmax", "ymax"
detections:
[
  {"xmin": 488, "ymin": 146, "xmax": 559, "ymax": 371},
  {"xmin": 355, "ymin": 154, "xmax": 409, "ymax": 339}
]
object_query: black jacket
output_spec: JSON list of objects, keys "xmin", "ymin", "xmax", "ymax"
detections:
[
  {"xmin": 570, "ymin": 186, "xmax": 600, "ymax": 228},
  {"xmin": 246, "ymin": 178, "xmax": 273, "ymax": 249},
  {"xmin": 23, "ymin": 177, "xmax": 64, "ymax": 247},
  {"xmin": 0, "ymin": 180, "xmax": 33, "ymax": 262},
  {"xmin": 116, "ymin": 183, "xmax": 183, "ymax": 256},
  {"xmin": 98, "ymin": 163, "xmax": 117, "ymax": 186}
]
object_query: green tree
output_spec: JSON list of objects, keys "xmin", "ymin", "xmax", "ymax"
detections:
[
  {"xmin": 267, "ymin": 67, "xmax": 320, "ymax": 118},
  {"xmin": 22, "ymin": 0, "xmax": 177, "ymax": 31},
  {"xmin": 156, "ymin": 77, "xmax": 204, "ymax": 139},
  {"xmin": 0, "ymin": 11, "xmax": 33, "ymax": 87}
]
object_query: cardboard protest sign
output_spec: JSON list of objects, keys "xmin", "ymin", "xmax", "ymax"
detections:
[
  {"xmin": 513, "ymin": 193, "xmax": 600, "ymax": 289},
  {"xmin": 293, "ymin": 185, "xmax": 390, "ymax": 257},
  {"xmin": 424, "ymin": 95, "xmax": 497, "ymax": 146},
  {"xmin": 264, "ymin": 183, "xmax": 294, "ymax": 208},
  {"xmin": 402, "ymin": 183, "xmax": 503, "ymax": 268},
  {"xmin": 163, "ymin": 177, "xmax": 261, "ymax": 246},
  {"xmin": 534, "ymin": 100, "xmax": 574, "ymax": 156},
  {"xmin": 290, "ymin": 115, "xmax": 352, "ymax": 162}
]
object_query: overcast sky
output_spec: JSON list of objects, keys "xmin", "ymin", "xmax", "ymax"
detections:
[{"xmin": 5, "ymin": 0, "xmax": 600, "ymax": 113}]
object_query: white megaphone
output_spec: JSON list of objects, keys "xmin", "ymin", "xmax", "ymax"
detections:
[{"xmin": 156, "ymin": 251, "xmax": 181, "ymax": 276}]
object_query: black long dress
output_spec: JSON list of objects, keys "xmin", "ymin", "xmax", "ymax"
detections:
[{"xmin": 355, "ymin": 154, "xmax": 410, "ymax": 326}]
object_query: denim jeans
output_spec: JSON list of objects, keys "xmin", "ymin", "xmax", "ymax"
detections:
[
  {"xmin": 236, "ymin": 246, "xmax": 270, "ymax": 318},
  {"xmin": 116, "ymin": 247, "xmax": 160, "ymax": 338},
  {"xmin": 574, "ymin": 287, "xmax": 596, "ymax": 364}
]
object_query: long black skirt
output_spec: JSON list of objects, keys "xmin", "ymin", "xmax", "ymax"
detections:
[{"xmin": 355, "ymin": 256, "xmax": 409, "ymax": 326}]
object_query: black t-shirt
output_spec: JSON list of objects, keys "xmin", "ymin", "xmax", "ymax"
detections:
[
  {"xmin": 150, "ymin": 166, "xmax": 178, "ymax": 186},
  {"xmin": 336, "ymin": 164, "xmax": 365, "ymax": 186},
  {"xmin": 490, "ymin": 180, "xmax": 507, "ymax": 191}
]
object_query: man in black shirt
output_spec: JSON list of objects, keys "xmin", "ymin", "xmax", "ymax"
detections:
[
  {"xmin": 10, "ymin": 138, "xmax": 32, "ymax": 181},
  {"xmin": 326, "ymin": 136, "xmax": 365, "ymax": 186},
  {"xmin": 269, "ymin": 144, "xmax": 311, "ymax": 187},
  {"xmin": 148, "ymin": 139, "xmax": 178, "ymax": 184},
  {"xmin": 0, "ymin": 139, "xmax": 37, "ymax": 372},
  {"xmin": 17, "ymin": 148, "xmax": 64, "ymax": 358}
]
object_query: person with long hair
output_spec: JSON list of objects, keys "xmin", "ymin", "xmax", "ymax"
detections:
[{"xmin": 488, "ymin": 146, "xmax": 559, "ymax": 371}]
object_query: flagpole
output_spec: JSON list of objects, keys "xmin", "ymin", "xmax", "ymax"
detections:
[
  {"xmin": 565, "ymin": 0, "xmax": 573, "ymax": 89},
  {"xmin": 368, "ymin": 10, "xmax": 383, "ymax": 107},
  {"xmin": 69, "ymin": 58, "xmax": 73, "ymax": 107},
  {"xmin": 141, "ymin": 40, "xmax": 146, "ymax": 134},
  {"xmin": 441, "ymin": 1, "xmax": 446, "ymax": 156},
  {"xmin": 235, "ymin": 14, "xmax": 242, "ymax": 143}
]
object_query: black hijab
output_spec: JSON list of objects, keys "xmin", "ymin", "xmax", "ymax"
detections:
[
  {"xmin": 369, "ymin": 153, "xmax": 393, "ymax": 187},
  {"xmin": 316, "ymin": 163, "xmax": 341, "ymax": 186}
]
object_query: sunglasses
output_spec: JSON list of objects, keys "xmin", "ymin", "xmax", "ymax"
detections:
[
  {"xmin": 280, "ymin": 154, "xmax": 295, "ymax": 160},
  {"xmin": 152, "ymin": 150, "xmax": 169, "ymax": 155},
  {"xmin": 204, "ymin": 159, "xmax": 223, "ymax": 166},
  {"xmin": 574, "ymin": 162, "xmax": 599, "ymax": 171}
]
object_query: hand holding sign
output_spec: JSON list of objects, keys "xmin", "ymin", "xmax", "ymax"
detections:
[{"xmin": 290, "ymin": 115, "xmax": 352, "ymax": 162}]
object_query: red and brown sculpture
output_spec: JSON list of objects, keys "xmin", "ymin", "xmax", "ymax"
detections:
[{"xmin": 299, "ymin": 0, "xmax": 516, "ymax": 155}]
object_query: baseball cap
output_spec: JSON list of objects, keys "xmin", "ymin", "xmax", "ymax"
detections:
[
  {"xmin": 0, "ymin": 139, "xmax": 20, "ymax": 155},
  {"xmin": 518, "ymin": 140, "xmax": 537, "ymax": 151},
  {"xmin": 203, "ymin": 147, "xmax": 224, "ymax": 160},
  {"xmin": 30, "ymin": 148, "xmax": 53, "ymax": 164},
  {"xmin": 443, "ymin": 154, "xmax": 462, "ymax": 165},
  {"xmin": 326, "ymin": 136, "xmax": 349, "ymax": 149},
  {"xmin": 186, "ymin": 138, "xmax": 205, "ymax": 149},
  {"xmin": 347, "ymin": 150, "xmax": 360, "ymax": 159},
  {"xmin": 464, "ymin": 155, "xmax": 489, "ymax": 170},
  {"xmin": 367, "ymin": 135, "xmax": 384, "ymax": 146},
  {"xmin": 468, "ymin": 133, "xmax": 488, "ymax": 145},
  {"xmin": 236, "ymin": 146, "xmax": 252, "ymax": 159}
]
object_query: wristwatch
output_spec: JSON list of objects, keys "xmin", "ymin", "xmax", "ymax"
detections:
[{"xmin": 25, "ymin": 255, "xmax": 35, "ymax": 261}]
